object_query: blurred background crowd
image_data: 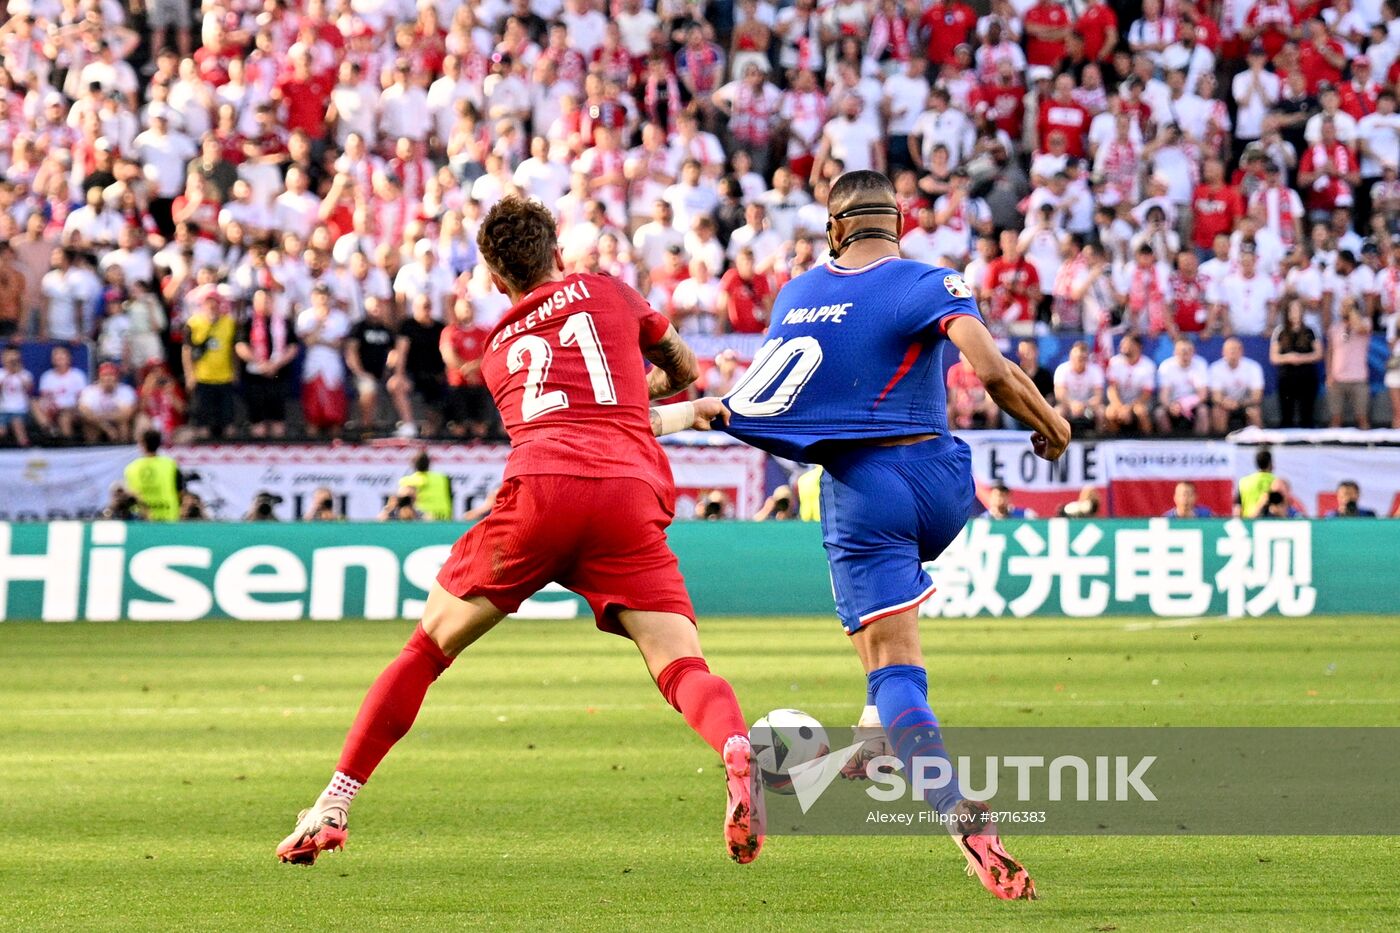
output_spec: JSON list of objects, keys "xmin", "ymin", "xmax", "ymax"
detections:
[{"xmin": 2, "ymin": 0, "xmax": 1400, "ymax": 450}]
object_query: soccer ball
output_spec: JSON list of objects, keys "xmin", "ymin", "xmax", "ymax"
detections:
[{"xmin": 749, "ymin": 709, "xmax": 829, "ymax": 795}]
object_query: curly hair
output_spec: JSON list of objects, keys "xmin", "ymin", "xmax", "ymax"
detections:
[{"xmin": 477, "ymin": 195, "xmax": 559, "ymax": 295}]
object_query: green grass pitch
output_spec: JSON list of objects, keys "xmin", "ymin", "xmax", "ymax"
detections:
[{"xmin": 3, "ymin": 615, "xmax": 1398, "ymax": 931}]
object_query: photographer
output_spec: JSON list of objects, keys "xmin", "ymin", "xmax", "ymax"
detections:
[
  {"xmin": 101, "ymin": 482, "xmax": 141, "ymax": 521},
  {"xmin": 378, "ymin": 485, "xmax": 423, "ymax": 522},
  {"xmin": 1324, "ymin": 481, "xmax": 1377, "ymax": 518},
  {"xmin": 180, "ymin": 491, "xmax": 209, "ymax": 522},
  {"xmin": 752, "ymin": 484, "xmax": 797, "ymax": 521},
  {"xmin": 245, "ymin": 490, "xmax": 283, "ymax": 521},
  {"xmin": 304, "ymin": 487, "xmax": 342, "ymax": 522}
]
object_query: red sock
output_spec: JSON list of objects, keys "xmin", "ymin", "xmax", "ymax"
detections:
[
  {"xmin": 656, "ymin": 657, "xmax": 748, "ymax": 755},
  {"xmin": 336, "ymin": 625, "xmax": 453, "ymax": 783}
]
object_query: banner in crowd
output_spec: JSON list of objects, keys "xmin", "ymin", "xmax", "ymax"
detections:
[
  {"xmin": 0, "ymin": 447, "xmax": 133, "ymax": 521},
  {"xmin": 1100, "ymin": 441, "xmax": 1237, "ymax": 517},
  {"xmin": 959, "ymin": 432, "xmax": 1104, "ymax": 516},
  {"xmin": 2, "ymin": 437, "xmax": 1399, "ymax": 521},
  {"xmin": 0, "ymin": 444, "xmax": 768, "ymax": 522},
  {"xmin": 1, "ymin": 519, "xmax": 1394, "ymax": 622}
]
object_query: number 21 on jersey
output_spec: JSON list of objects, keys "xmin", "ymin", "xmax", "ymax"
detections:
[{"xmin": 506, "ymin": 312, "xmax": 617, "ymax": 421}]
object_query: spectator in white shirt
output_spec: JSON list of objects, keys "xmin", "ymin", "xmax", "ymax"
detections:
[
  {"xmin": 1155, "ymin": 336, "xmax": 1209, "ymax": 435},
  {"xmin": 670, "ymin": 259, "xmax": 723, "ymax": 336},
  {"xmin": 32, "ymin": 345, "xmax": 88, "ymax": 441},
  {"xmin": 393, "ymin": 240, "xmax": 457, "ymax": 321},
  {"xmin": 632, "ymin": 200, "xmax": 686, "ymax": 276},
  {"xmin": 1208, "ymin": 337, "xmax": 1265, "ymax": 433},
  {"xmin": 1214, "ymin": 245, "xmax": 1279, "ymax": 335},
  {"xmin": 63, "ymin": 186, "xmax": 125, "ymax": 250},
  {"xmin": 1053, "ymin": 340, "xmax": 1106, "ymax": 432},
  {"xmin": 379, "ymin": 62, "xmax": 431, "ymax": 144},
  {"xmin": 41, "ymin": 248, "xmax": 88, "ymax": 342},
  {"xmin": 1232, "ymin": 44, "xmax": 1280, "ymax": 144},
  {"xmin": 77, "ymin": 361, "xmax": 138, "ymax": 443},
  {"xmin": 726, "ymin": 202, "xmax": 783, "ymax": 273},
  {"xmin": 1106, "ymin": 333, "xmax": 1158, "ymax": 434}
]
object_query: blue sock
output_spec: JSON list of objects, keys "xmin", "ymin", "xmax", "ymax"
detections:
[{"xmin": 867, "ymin": 664, "xmax": 962, "ymax": 815}]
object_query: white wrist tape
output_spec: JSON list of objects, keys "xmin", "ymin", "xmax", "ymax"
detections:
[{"xmin": 656, "ymin": 401, "xmax": 696, "ymax": 436}]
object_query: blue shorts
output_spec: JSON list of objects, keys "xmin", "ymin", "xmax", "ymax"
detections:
[{"xmin": 818, "ymin": 434, "xmax": 975, "ymax": 634}]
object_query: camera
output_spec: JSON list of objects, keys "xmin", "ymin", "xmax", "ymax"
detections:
[{"xmin": 250, "ymin": 491, "xmax": 284, "ymax": 521}]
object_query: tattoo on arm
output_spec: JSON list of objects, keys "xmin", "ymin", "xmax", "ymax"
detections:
[
  {"xmin": 643, "ymin": 327, "xmax": 699, "ymax": 400},
  {"xmin": 649, "ymin": 407, "xmax": 663, "ymax": 436}
]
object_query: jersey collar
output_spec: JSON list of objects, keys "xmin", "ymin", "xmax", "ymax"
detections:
[{"xmin": 824, "ymin": 254, "xmax": 899, "ymax": 276}]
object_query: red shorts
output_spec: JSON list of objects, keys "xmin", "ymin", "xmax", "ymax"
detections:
[{"xmin": 436, "ymin": 474, "xmax": 695, "ymax": 636}]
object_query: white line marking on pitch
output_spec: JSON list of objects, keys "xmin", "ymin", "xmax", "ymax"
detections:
[{"xmin": 1123, "ymin": 615, "xmax": 1239, "ymax": 632}]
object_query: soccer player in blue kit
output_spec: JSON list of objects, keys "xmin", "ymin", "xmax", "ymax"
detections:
[{"xmin": 722, "ymin": 171, "xmax": 1071, "ymax": 900}]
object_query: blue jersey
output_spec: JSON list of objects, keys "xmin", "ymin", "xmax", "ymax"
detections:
[{"xmin": 721, "ymin": 255, "xmax": 982, "ymax": 462}]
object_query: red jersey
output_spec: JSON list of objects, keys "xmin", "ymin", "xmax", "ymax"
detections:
[
  {"xmin": 1024, "ymin": 2, "xmax": 1071, "ymax": 68},
  {"xmin": 972, "ymin": 80, "xmax": 1026, "ymax": 136},
  {"xmin": 1298, "ymin": 38, "xmax": 1344, "ymax": 92},
  {"xmin": 483, "ymin": 273, "xmax": 673, "ymax": 496},
  {"xmin": 1076, "ymin": 2, "xmax": 1118, "ymax": 61},
  {"xmin": 982, "ymin": 257, "xmax": 1040, "ymax": 327},
  {"xmin": 719, "ymin": 268, "xmax": 772, "ymax": 333},
  {"xmin": 1339, "ymin": 81, "xmax": 1379, "ymax": 120},
  {"xmin": 1169, "ymin": 272, "xmax": 1209, "ymax": 333},
  {"xmin": 1038, "ymin": 97, "xmax": 1091, "ymax": 157},
  {"xmin": 1190, "ymin": 184, "xmax": 1245, "ymax": 249},
  {"xmin": 275, "ymin": 73, "xmax": 334, "ymax": 140},
  {"xmin": 919, "ymin": 2, "xmax": 976, "ymax": 65},
  {"xmin": 442, "ymin": 322, "xmax": 490, "ymax": 387}
]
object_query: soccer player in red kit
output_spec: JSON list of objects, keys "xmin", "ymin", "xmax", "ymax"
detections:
[{"xmin": 277, "ymin": 196, "xmax": 762, "ymax": 866}]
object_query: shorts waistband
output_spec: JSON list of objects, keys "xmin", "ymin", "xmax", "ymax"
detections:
[{"xmin": 824, "ymin": 432, "xmax": 955, "ymax": 468}]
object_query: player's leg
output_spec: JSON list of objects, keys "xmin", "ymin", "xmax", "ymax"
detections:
[
  {"xmin": 276, "ymin": 586, "xmax": 506, "ymax": 865},
  {"xmin": 619, "ymin": 609, "xmax": 747, "ymax": 755},
  {"xmin": 615, "ymin": 607, "xmax": 761, "ymax": 864},
  {"xmin": 278, "ymin": 479, "xmax": 566, "ymax": 864},
  {"xmin": 827, "ymin": 439, "xmax": 1035, "ymax": 899},
  {"xmin": 570, "ymin": 476, "xmax": 760, "ymax": 862}
]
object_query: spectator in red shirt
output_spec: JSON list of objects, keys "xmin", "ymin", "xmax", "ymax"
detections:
[
  {"xmin": 1243, "ymin": 0, "xmax": 1296, "ymax": 61},
  {"xmin": 1338, "ymin": 57, "xmax": 1379, "ymax": 119},
  {"xmin": 1038, "ymin": 73, "xmax": 1091, "ymax": 158},
  {"xmin": 1024, "ymin": 0, "xmax": 1072, "ymax": 68},
  {"xmin": 947, "ymin": 353, "xmax": 1001, "ymax": 428},
  {"xmin": 440, "ymin": 297, "xmax": 497, "ymax": 439},
  {"xmin": 1297, "ymin": 18, "xmax": 1346, "ymax": 93},
  {"xmin": 982, "ymin": 230, "xmax": 1042, "ymax": 335},
  {"xmin": 272, "ymin": 48, "xmax": 334, "ymax": 142},
  {"xmin": 1076, "ymin": 0, "xmax": 1120, "ymax": 63},
  {"xmin": 718, "ymin": 248, "xmax": 773, "ymax": 334},
  {"xmin": 1190, "ymin": 158, "xmax": 1245, "ymax": 253},
  {"xmin": 1169, "ymin": 250, "xmax": 1211, "ymax": 334},
  {"xmin": 918, "ymin": 0, "xmax": 976, "ymax": 66},
  {"xmin": 973, "ymin": 59, "xmax": 1026, "ymax": 138}
]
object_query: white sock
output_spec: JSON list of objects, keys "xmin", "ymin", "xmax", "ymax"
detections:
[
  {"xmin": 857, "ymin": 704, "xmax": 883, "ymax": 729},
  {"xmin": 324, "ymin": 771, "xmax": 363, "ymax": 801}
]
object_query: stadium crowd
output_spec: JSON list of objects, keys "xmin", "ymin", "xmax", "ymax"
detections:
[{"xmin": 2, "ymin": 0, "xmax": 1400, "ymax": 449}]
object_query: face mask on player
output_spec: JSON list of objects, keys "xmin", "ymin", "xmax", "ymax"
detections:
[{"xmin": 826, "ymin": 203, "xmax": 903, "ymax": 258}]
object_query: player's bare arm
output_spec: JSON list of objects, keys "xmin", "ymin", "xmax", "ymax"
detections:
[
  {"xmin": 650, "ymin": 397, "xmax": 731, "ymax": 436},
  {"xmin": 643, "ymin": 324, "xmax": 700, "ymax": 399},
  {"xmin": 946, "ymin": 315, "xmax": 1071, "ymax": 460}
]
